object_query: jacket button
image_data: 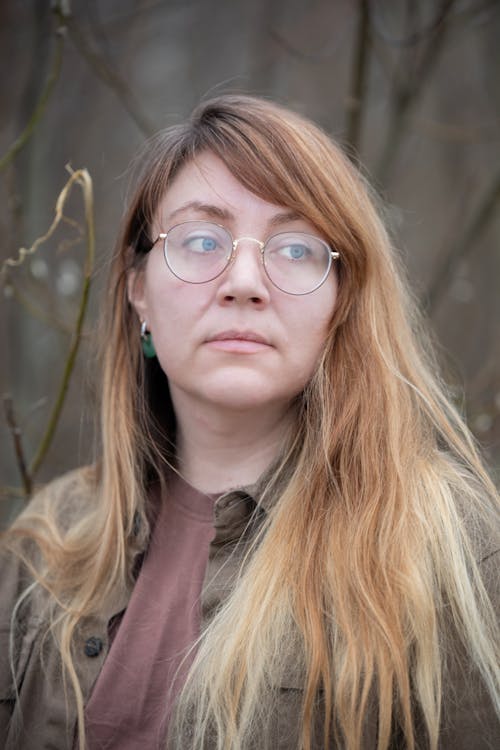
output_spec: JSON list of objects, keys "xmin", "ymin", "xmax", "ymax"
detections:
[{"xmin": 84, "ymin": 636, "xmax": 103, "ymax": 657}]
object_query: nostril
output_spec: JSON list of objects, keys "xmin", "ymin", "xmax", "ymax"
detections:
[{"xmin": 223, "ymin": 294, "xmax": 262, "ymax": 304}]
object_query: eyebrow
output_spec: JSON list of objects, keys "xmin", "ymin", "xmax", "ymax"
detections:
[
  {"xmin": 268, "ymin": 209, "xmax": 303, "ymax": 228},
  {"xmin": 166, "ymin": 201, "xmax": 303, "ymax": 228},
  {"xmin": 167, "ymin": 201, "xmax": 233, "ymax": 223}
]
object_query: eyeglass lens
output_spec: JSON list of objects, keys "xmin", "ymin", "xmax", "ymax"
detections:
[{"xmin": 163, "ymin": 221, "xmax": 333, "ymax": 295}]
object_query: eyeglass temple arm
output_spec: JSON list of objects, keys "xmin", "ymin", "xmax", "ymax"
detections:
[{"xmin": 147, "ymin": 233, "xmax": 167, "ymax": 251}]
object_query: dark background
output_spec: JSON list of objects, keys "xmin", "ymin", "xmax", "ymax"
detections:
[{"xmin": 1, "ymin": 0, "xmax": 499, "ymax": 524}]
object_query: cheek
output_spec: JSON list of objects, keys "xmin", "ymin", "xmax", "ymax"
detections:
[
  {"xmin": 283, "ymin": 298, "xmax": 335, "ymax": 377},
  {"xmin": 284, "ymin": 313, "xmax": 330, "ymax": 371},
  {"xmin": 291, "ymin": 284, "xmax": 336, "ymax": 343},
  {"xmin": 144, "ymin": 279, "xmax": 211, "ymax": 359},
  {"xmin": 144, "ymin": 272, "xmax": 187, "ymax": 325}
]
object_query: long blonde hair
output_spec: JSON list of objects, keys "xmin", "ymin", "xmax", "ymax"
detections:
[{"xmin": 5, "ymin": 95, "xmax": 499, "ymax": 749}]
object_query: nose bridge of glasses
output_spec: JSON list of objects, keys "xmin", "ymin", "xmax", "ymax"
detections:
[{"xmin": 232, "ymin": 236, "xmax": 265, "ymax": 257}]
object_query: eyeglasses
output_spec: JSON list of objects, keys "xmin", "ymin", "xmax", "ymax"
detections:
[{"xmin": 151, "ymin": 221, "xmax": 339, "ymax": 296}]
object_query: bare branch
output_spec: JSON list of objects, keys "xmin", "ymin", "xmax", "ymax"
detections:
[
  {"xmin": 29, "ymin": 168, "xmax": 95, "ymax": 478},
  {"xmin": 8, "ymin": 281, "xmax": 85, "ymax": 335},
  {"xmin": 0, "ymin": 15, "xmax": 65, "ymax": 173},
  {"xmin": 269, "ymin": 29, "xmax": 338, "ymax": 64},
  {"xmin": 427, "ymin": 168, "xmax": 500, "ymax": 312},
  {"xmin": 3, "ymin": 395, "xmax": 32, "ymax": 498},
  {"xmin": 0, "ymin": 486, "xmax": 29, "ymax": 502},
  {"xmin": 412, "ymin": 114, "xmax": 500, "ymax": 144},
  {"xmin": 1, "ymin": 167, "xmax": 88, "ymax": 280},
  {"xmin": 374, "ymin": 0, "xmax": 458, "ymax": 184},
  {"xmin": 64, "ymin": 14, "xmax": 156, "ymax": 137},
  {"xmin": 369, "ymin": 0, "xmax": 459, "ymax": 47},
  {"xmin": 344, "ymin": 0, "xmax": 371, "ymax": 157}
]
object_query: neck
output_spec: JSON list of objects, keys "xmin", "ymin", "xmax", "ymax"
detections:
[{"xmin": 171, "ymin": 394, "xmax": 294, "ymax": 494}]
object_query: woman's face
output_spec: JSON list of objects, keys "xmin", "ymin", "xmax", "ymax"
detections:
[{"xmin": 129, "ymin": 151, "xmax": 338, "ymax": 416}]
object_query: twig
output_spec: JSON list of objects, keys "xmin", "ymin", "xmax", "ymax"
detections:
[
  {"xmin": 344, "ymin": 0, "xmax": 371, "ymax": 157},
  {"xmin": 64, "ymin": 14, "xmax": 156, "ymax": 136},
  {"xmin": 0, "ymin": 17, "xmax": 65, "ymax": 173},
  {"xmin": 85, "ymin": 1, "xmax": 169, "ymax": 32},
  {"xmin": 427, "ymin": 168, "xmax": 500, "ymax": 312},
  {"xmin": 9, "ymin": 281, "xmax": 83, "ymax": 334},
  {"xmin": 374, "ymin": 0, "xmax": 458, "ymax": 184},
  {"xmin": 369, "ymin": 0, "xmax": 457, "ymax": 47},
  {"xmin": 1, "ymin": 167, "xmax": 88, "ymax": 280},
  {"xmin": 269, "ymin": 29, "xmax": 339, "ymax": 64},
  {"xmin": 0, "ymin": 486, "xmax": 30, "ymax": 501},
  {"xmin": 1, "ymin": 169, "xmax": 95, "ymax": 489},
  {"xmin": 3, "ymin": 395, "xmax": 32, "ymax": 497},
  {"xmin": 29, "ymin": 168, "xmax": 95, "ymax": 478},
  {"xmin": 412, "ymin": 114, "xmax": 500, "ymax": 144}
]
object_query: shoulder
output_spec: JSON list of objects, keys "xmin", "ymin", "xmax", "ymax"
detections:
[
  {"xmin": 0, "ymin": 466, "xmax": 99, "ymax": 615},
  {"xmin": 0, "ymin": 468, "xmax": 99, "ymax": 739},
  {"xmin": 458, "ymin": 490, "xmax": 500, "ymax": 611},
  {"xmin": 10, "ymin": 465, "xmax": 99, "ymax": 534}
]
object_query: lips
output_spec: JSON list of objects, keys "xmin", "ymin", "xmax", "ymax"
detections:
[
  {"xmin": 207, "ymin": 329, "xmax": 270, "ymax": 345},
  {"xmin": 204, "ymin": 329, "xmax": 272, "ymax": 354}
]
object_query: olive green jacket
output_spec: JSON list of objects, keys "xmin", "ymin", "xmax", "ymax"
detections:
[{"xmin": 0, "ymin": 468, "xmax": 498, "ymax": 749}]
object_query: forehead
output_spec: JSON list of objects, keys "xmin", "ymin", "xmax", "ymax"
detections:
[{"xmin": 156, "ymin": 151, "xmax": 297, "ymax": 227}]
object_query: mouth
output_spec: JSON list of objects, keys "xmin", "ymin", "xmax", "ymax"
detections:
[
  {"xmin": 205, "ymin": 329, "xmax": 272, "ymax": 353},
  {"xmin": 207, "ymin": 330, "xmax": 270, "ymax": 345}
]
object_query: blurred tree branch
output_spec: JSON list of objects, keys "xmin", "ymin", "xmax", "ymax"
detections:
[
  {"xmin": 64, "ymin": 12, "xmax": 156, "ymax": 137},
  {"xmin": 373, "ymin": 0, "xmax": 458, "ymax": 184},
  {"xmin": 427, "ymin": 168, "xmax": 500, "ymax": 312},
  {"xmin": 370, "ymin": 0, "xmax": 458, "ymax": 47},
  {"xmin": 412, "ymin": 114, "xmax": 500, "ymax": 144},
  {"xmin": 1, "ymin": 164, "xmax": 91, "ymax": 278},
  {"xmin": 345, "ymin": 0, "xmax": 371, "ymax": 157},
  {"xmin": 3, "ymin": 396, "xmax": 32, "ymax": 497},
  {"xmin": 0, "ymin": 9, "xmax": 65, "ymax": 174},
  {"xmin": 29, "ymin": 168, "xmax": 95, "ymax": 480},
  {"xmin": 8, "ymin": 281, "xmax": 83, "ymax": 335},
  {"xmin": 2, "ymin": 168, "xmax": 95, "ymax": 494}
]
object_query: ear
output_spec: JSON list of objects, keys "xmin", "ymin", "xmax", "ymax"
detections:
[{"xmin": 127, "ymin": 267, "xmax": 148, "ymax": 323}]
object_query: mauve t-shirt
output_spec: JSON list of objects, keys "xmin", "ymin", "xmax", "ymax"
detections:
[{"xmin": 84, "ymin": 474, "xmax": 217, "ymax": 749}]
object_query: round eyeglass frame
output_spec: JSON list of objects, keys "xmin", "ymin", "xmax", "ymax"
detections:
[{"xmin": 151, "ymin": 221, "xmax": 340, "ymax": 296}]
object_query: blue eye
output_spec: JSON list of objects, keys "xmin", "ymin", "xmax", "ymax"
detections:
[
  {"xmin": 278, "ymin": 243, "xmax": 310, "ymax": 260},
  {"xmin": 185, "ymin": 235, "xmax": 220, "ymax": 253},
  {"xmin": 288, "ymin": 244, "xmax": 306, "ymax": 259},
  {"xmin": 201, "ymin": 237, "xmax": 216, "ymax": 251}
]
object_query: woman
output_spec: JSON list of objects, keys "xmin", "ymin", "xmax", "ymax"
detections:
[{"xmin": 1, "ymin": 95, "xmax": 498, "ymax": 750}]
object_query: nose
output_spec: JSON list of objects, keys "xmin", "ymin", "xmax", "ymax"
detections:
[{"xmin": 215, "ymin": 238, "xmax": 271, "ymax": 307}]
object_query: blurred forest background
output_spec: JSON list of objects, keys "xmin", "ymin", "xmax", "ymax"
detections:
[{"xmin": 1, "ymin": 0, "xmax": 499, "ymax": 525}]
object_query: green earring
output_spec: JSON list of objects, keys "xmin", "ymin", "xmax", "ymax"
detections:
[{"xmin": 140, "ymin": 321, "xmax": 156, "ymax": 358}]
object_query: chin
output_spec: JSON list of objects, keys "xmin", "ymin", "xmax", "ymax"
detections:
[{"xmin": 203, "ymin": 379, "xmax": 303, "ymax": 414}]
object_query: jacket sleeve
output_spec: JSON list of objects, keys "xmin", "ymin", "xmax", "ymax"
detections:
[
  {"xmin": 0, "ymin": 468, "xmax": 95, "ymax": 748},
  {"xmin": 0, "ymin": 543, "xmax": 35, "ymax": 748},
  {"xmin": 0, "ymin": 616, "xmax": 14, "ymax": 749}
]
